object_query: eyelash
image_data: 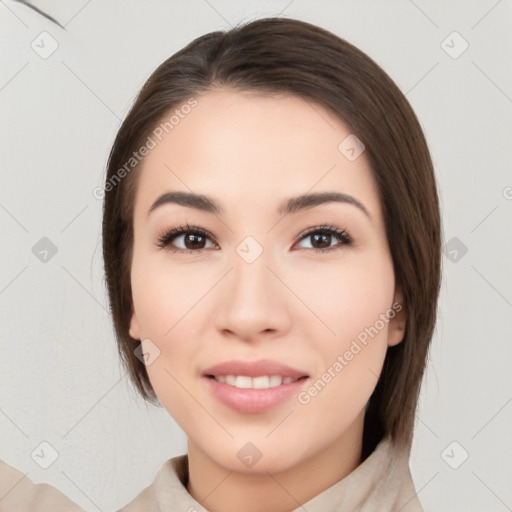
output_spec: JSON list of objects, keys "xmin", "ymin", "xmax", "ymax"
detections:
[{"xmin": 155, "ymin": 223, "xmax": 353, "ymax": 254}]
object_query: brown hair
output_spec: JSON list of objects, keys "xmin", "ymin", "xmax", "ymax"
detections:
[{"xmin": 102, "ymin": 17, "xmax": 441, "ymax": 457}]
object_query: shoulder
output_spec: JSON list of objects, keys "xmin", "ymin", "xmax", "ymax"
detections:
[
  {"xmin": 0, "ymin": 457, "xmax": 84, "ymax": 511},
  {"xmin": 118, "ymin": 454, "xmax": 208, "ymax": 511}
]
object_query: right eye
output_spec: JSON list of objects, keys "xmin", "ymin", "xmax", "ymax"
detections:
[{"xmin": 156, "ymin": 223, "xmax": 218, "ymax": 253}]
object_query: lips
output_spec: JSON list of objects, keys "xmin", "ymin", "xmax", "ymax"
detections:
[
  {"xmin": 202, "ymin": 359, "xmax": 310, "ymax": 413},
  {"xmin": 203, "ymin": 359, "xmax": 309, "ymax": 379}
]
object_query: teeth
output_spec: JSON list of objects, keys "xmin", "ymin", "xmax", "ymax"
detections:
[
  {"xmin": 235, "ymin": 376, "xmax": 253, "ymax": 388},
  {"xmin": 269, "ymin": 375, "xmax": 283, "ymax": 387},
  {"xmin": 212, "ymin": 375, "xmax": 301, "ymax": 389},
  {"xmin": 252, "ymin": 376, "xmax": 270, "ymax": 389}
]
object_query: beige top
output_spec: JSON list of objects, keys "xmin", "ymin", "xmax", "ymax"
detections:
[{"xmin": 0, "ymin": 437, "xmax": 424, "ymax": 511}]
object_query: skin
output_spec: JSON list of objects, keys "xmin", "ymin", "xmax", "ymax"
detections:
[{"xmin": 128, "ymin": 88, "xmax": 406, "ymax": 512}]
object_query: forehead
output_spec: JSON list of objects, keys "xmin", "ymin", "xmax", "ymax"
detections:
[{"xmin": 134, "ymin": 88, "xmax": 380, "ymax": 219}]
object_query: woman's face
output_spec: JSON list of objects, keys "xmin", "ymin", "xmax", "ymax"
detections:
[{"xmin": 128, "ymin": 88, "xmax": 405, "ymax": 473}]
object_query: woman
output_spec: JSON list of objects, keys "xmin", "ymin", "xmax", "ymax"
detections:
[{"xmin": 0, "ymin": 16, "xmax": 441, "ymax": 511}]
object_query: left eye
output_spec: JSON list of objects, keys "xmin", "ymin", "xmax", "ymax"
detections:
[{"xmin": 294, "ymin": 226, "xmax": 352, "ymax": 251}]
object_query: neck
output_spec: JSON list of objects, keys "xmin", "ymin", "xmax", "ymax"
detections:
[{"xmin": 186, "ymin": 413, "xmax": 364, "ymax": 512}]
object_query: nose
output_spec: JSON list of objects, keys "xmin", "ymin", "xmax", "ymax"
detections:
[{"xmin": 213, "ymin": 245, "xmax": 292, "ymax": 342}]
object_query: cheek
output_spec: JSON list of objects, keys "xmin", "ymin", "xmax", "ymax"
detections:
[
  {"xmin": 130, "ymin": 249, "xmax": 208, "ymax": 339},
  {"xmin": 293, "ymin": 252, "xmax": 394, "ymax": 396},
  {"xmin": 130, "ymin": 254, "xmax": 207, "ymax": 414},
  {"xmin": 291, "ymin": 251, "xmax": 395, "ymax": 342},
  {"xmin": 292, "ymin": 260, "xmax": 393, "ymax": 446}
]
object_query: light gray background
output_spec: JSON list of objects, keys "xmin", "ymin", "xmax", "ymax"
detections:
[{"xmin": 1, "ymin": 1, "xmax": 511, "ymax": 510}]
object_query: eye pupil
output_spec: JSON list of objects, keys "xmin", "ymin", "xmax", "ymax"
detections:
[
  {"xmin": 185, "ymin": 233, "xmax": 205, "ymax": 249},
  {"xmin": 312, "ymin": 233, "xmax": 331, "ymax": 248}
]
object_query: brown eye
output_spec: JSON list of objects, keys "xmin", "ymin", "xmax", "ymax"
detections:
[
  {"xmin": 182, "ymin": 232, "xmax": 206, "ymax": 249},
  {"xmin": 156, "ymin": 224, "xmax": 217, "ymax": 252},
  {"xmin": 295, "ymin": 226, "xmax": 352, "ymax": 252},
  {"xmin": 311, "ymin": 232, "xmax": 332, "ymax": 249}
]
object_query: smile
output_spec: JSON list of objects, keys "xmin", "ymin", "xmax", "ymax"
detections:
[
  {"xmin": 203, "ymin": 375, "xmax": 310, "ymax": 414},
  {"xmin": 207, "ymin": 375, "xmax": 306, "ymax": 389}
]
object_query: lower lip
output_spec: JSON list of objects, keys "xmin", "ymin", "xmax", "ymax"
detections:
[{"xmin": 203, "ymin": 376, "xmax": 309, "ymax": 414}]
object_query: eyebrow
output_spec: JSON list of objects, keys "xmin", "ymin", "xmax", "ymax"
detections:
[{"xmin": 147, "ymin": 191, "xmax": 371, "ymax": 219}]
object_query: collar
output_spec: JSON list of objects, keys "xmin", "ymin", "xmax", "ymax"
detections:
[{"xmin": 120, "ymin": 437, "xmax": 423, "ymax": 511}]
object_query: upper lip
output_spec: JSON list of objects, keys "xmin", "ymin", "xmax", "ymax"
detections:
[{"xmin": 203, "ymin": 359, "xmax": 309, "ymax": 379}]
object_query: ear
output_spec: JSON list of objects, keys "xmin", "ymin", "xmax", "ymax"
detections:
[
  {"xmin": 129, "ymin": 304, "xmax": 141, "ymax": 340},
  {"xmin": 387, "ymin": 287, "xmax": 407, "ymax": 347}
]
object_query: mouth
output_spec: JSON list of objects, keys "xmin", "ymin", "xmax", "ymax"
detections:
[
  {"xmin": 202, "ymin": 358, "xmax": 309, "ymax": 380},
  {"xmin": 202, "ymin": 359, "xmax": 310, "ymax": 414},
  {"xmin": 205, "ymin": 374, "xmax": 308, "ymax": 389}
]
